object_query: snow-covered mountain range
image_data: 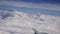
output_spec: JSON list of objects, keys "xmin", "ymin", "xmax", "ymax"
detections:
[{"xmin": 0, "ymin": 9, "xmax": 60, "ymax": 34}]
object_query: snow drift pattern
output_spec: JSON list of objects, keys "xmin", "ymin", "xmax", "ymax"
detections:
[{"xmin": 0, "ymin": 9, "xmax": 60, "ymax": 34}]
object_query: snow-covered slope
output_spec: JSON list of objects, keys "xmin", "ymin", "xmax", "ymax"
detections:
[{"xmin": 0, "ymin": 9, "xmax": 60, "ymax": 34}]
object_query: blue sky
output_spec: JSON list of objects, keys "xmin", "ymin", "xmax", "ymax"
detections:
[
  {"xmin": 2, "ymin": 0, "xmax": 60, "ymax": 4},
  {"xmin": 0, "ymin": 0, "xmax": 60, "ymax": 16},
  {"xmin": 19, "ymin": 0, "xmax": 60, "ymax": 4},
  {"xmin": 0, "ymin": 5, "xmax": 60, "ymax": 16}
]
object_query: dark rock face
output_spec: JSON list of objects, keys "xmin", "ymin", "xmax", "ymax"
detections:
[
  {"xmin": 33, "ymin": 28, "xmax": 48, "ymax": 34},
  {"xmin": 34, "ymin": 31, "xmax": 48, "ymax": 34}
]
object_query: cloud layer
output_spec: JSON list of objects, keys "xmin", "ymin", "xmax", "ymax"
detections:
[
  {"xmin": 0, "ymin": 9, "xmax": 60, "ymax": 34},
  {"xmin": 0, "ymin": 1, "xmax": 60, "ymax": 34}
]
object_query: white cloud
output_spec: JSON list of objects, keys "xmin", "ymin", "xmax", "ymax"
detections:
[
  {"xmin": 0, "ymin": 9, "xmax": 60, "ymax": 34},
  {"xmin": 0, "ymin": 1, "xmax": 60, "ymax": 11}
]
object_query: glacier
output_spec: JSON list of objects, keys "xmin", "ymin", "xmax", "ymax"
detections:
[{"xmin": 0, "ymin": 9, "xmax": 60, "ymax": 34}]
